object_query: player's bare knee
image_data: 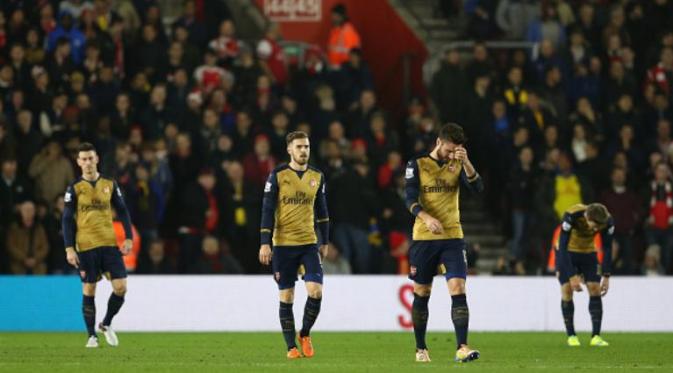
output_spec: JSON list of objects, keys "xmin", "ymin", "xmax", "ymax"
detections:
[
  {"xmin": 560, "ymin": 284, "xmax": 573, "ymax": 300},
  {"xmin": 82, "ymin": 283, "xmax": 96, "ymax": 296},
  {"xmin": 587, "ymin": 283, "xmax": 601, "ymax": 296},
  {"xmin": 413, "ymin": 283, "xmax": 431, "ymax": 297},
  {"xmin": 447, "ymin": 278, "xmax": 466, "ymax": 295},
  {"xmin": 114, "ymin": 284, "xmax": 127, "ymax": 296},
  {"xmin": 307, "ymin": 286, "xmax": 322, "ymax": 299},
  {"xmin": 279, "ymin": 288, "xmax": 295, "ymax": 303}
]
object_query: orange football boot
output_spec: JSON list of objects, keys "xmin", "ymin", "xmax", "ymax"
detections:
[
  {"xmin": 287, "ymin": 347, "xmax": 302, "ymax": 359},
  {"xmin": 299, "ymin": 336, "xmax": 314, "ymax": 358}
]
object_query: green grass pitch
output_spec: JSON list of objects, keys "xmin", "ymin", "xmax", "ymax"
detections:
[{"xmin": 1, "ymin": 332, "xmax": 671, "ymax": 372}]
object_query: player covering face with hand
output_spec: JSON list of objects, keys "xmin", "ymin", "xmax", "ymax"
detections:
[
  {"xmin": 405, "ymin": 123, "xmax": 483, "ymax": 363},
  {"xmin": 259, "ymin": 131, "xmax": 329, "ymax": 359}
]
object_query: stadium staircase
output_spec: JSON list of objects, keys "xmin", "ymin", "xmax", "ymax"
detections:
[{"xmin": 460, "ymin": 194, "xmax": 507, "ymax": 274}]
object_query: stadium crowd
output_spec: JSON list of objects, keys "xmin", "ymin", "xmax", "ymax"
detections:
[{"xmin": 1, "ymin": 0, "xmax": 672, "ymax": 277}]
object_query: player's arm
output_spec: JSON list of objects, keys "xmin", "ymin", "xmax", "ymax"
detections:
[
  {"xmin": 460, "ymin": 169, "xmax": 484, "ymax": 193},
  {"xmin": 111, "ymin": 181, "xmax": 134, "ymax": 254},
  {"xmin": 62, "ymin": 184, "xmax": 79, "ymax": 267},
  {"xmin": 315, "ymin": 174, "xmax": 330, "ymax": 258},
  {"xmin": 259, "ymin": 171, "xmax": 279, "ymax": 265},
  {"xmin": 405, "ymin": 159, "xmax": 443, "ymax": 234},
  {"xmin": 456, "ymin": 146, "xmax": 484, "ymax": 193},
  {"xmin": 558, "ymin": 212, "xmax": 581, "ymax": 291},
  {"xmin": 599, "ymin": 218, "xmax": 615, "ymax": 296}
]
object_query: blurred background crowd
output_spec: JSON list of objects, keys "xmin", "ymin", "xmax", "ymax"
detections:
[{"xmin": 1, "ymin": 0, "xmax": 672, "ymax": 277}]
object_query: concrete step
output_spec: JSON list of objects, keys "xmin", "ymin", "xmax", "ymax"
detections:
[
  {"xmin": 463, "ymin": 223, "xmax": 500, "ymax": 236},
  {"xmin": 428, "ymin": 29, "xmax": 460, "ymax": 40},
  {"xmin": 418, "ymin": 18, "xmax": 450, "ymax": 28},
  {"xmin": 464, "ymin": 234, "xmax": 504, "ymax": 247}
]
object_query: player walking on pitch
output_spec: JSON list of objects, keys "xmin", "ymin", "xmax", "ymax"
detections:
[
  {"xmin": 405, "ymin": 123, "xmax": 483, "ymax": 363},
  {"xmin": 556, "ymin": 203, "xmax": 613, "ymax": 347},
  {"xmin": 259, "ymin": 131, "xmax": 329, "ymax": 359},
  {"xmin": 62, "ymin": 143, "xmax": 134, "ymax": 348}
]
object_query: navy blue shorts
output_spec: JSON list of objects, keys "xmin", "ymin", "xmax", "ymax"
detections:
[
  {"xmin": 78, "ymin": 246, "xmax": 127, "ymax": 283},
  {"xmin": 557, "ymin": 251, "xmax": 601, "ymax": 285},
  {"xmin": 408, "ymin": 239, "xmax": 467, "ymax": 284},
  {"xmin": 272, "ymin": 244, "xmax": 323, "ymax": 290}
]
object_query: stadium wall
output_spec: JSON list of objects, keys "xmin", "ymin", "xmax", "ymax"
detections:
[{"xmin": 1, "ymin": 276, "xmax": 671, "ymax": 332}]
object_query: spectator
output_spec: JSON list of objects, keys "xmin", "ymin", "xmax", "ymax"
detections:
[
  {"xmin": 256, "ymin": 22, "xmax": 287, "ymax": 88},
  {"xmin": 599, "ymin": 167, "xmax": 642, "ymax": 274},
  {"xmin": 177, "ymin": 167, "xmax": 219, "ymax": 273},
  {"xmin": 28, "ymin": 141, "xmax": 74, "ymax": 208},
  {"xmin": 508, "ymin": 146, "xmax": 536, "ymax": 273},
  {"xmin": 330, "ymin": 160, "xmax": 378, "ymax": 273},
  {"xmin": 209, "ymin": 19, "xmax": 240, "ymax": 65},
  {"xmin": 220, "ymin": 161, "xmax": 260, "ymax": 273},
  {"xmin": 43, "ymin": 195, "xmax": 67, "ymax": 273},
  {"xmin": 645, "ymin": 161, "xmax": 673, "ymax": 274},
  {"xmin": 46, "ymin": 12, "xmax": 85, "ymax": 64},
  {"xmin": 188, "ymin": 235, "xmax": 243, "ymax": 274},
  {"xmin": 336, "ymin": 48, "xmax": 373, "ymax": 109},
  {"xmin": 172, "ymin": 0, "xmax": 206, "ymax": 48},
  {"xmin": 0, "ymin": 157, "xmax": 32, "ymax": 228},
  {"xmin": 327, "ymin": 3, "xmax": 361, "ymax": 69},
  {"xmin": 137, "ymin": 239, "xmax": 175, "ymax": 274},
  {"xmin": 526, "ymin": 3, "xmax": 566, "ymax": 49},
  {"xmin": 431, "ymin": 47, "xmax": 467, "ymax": 124},
  {"xmin": 6, "ymin": 201, "xmax": 49, "ymax": 274},
  {"xmin": 242, "ymin": 134, "xmax": 276, "ymax": 187},
  {"xmin": 496, "ymin": 0, "xmax": 540, "ymax": 40},
  {"xmin": 14, "ymin": 110, "xmax": 43, "ymax": 176},
  {"xmin": 193, "ymin": 49, "xmax": 228, "ymax": 95},
  {"xmin": 322, "ymin": 242, "xmax": 352, "ymax": 274}
]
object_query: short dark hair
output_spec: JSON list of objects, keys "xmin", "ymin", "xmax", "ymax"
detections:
[
  {"xmin": 586, "ymin": 203, "xmax": 609, "ymax": 225},
  {"xmin": 77, "ymin": 142, "xmax": 96, "ymax": 154},
  {"xmin": 437, "ymin": 123, "xmax": 466, "ymax": 145},
  {"xmin": 286, "ymin": 131, "xmax": 309, "ymax": 145}
]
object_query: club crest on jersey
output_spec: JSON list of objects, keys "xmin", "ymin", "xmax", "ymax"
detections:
[
  {"xmin": 274, "ymin": 272, "xmax": 281, "ymax": 281},
  {"xmin": 410, "ymin": 266, "xmax": 417, "ymax": 276},
  {"xmin": 310, "ymin": 179, "xmax": 317, "ymax": 187},
  {"xmin": 103, "ymin": 186, "xmax": 110, "ymax": 195},
  {"xmin": 79, "ymin": 270, "xmax": 86, "ymax": 279}
]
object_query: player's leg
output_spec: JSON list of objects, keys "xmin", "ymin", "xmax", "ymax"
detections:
[
  {"xmin": 409, "ymin": 241, "xmax": 439, "ymax": 362},
  {"xmin": 582, "ymin": 253, "xmax": 608, "ymax": 346},
  {"xmin": 98, "ymin": 246, "xmax": 128, "ymax": 346},
  {"xmin": 82, "ymin": 282, "xmax": 98, "ymax": 347},
  {"xmin": 557, "ymin": 251, "xmax": 579, "ymax": 345},
  {"xmin": 559, "ymin": 282, "xmax": 579, "ymax": 346},
  {"xmin": 298, "ymin": 245, "xmax": 323, "ymax": 357},
  {"xmin": 78, "ymin": 249, "xmax": 100, "ymax": 347},
  {"xmin": 586, "ymin": 281, "xmax": 608, "ymax": 346},
  {"xmin": 442, "ymin": 240, "xmax": 479, "ymax": 362},
  {"xmin": 272, "ymin": 246, "xmax": 301, "ymax": 357}
]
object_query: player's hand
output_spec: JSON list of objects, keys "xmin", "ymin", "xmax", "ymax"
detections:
[
  {"xmin": 569, "ymin": 275, "xmax": 583, "ymax": 292},
  {"xmin": 319, "ymin": 244, "xmax": 329, "ymax": 260},
  {"xmin": 121, "ymin": 239, "xmax": 133, "ymax": 255},
  {"xmin": 600, "ymin": 276, "xmax": 610, "ymax": 296},
  {"xmin": 421, "ymin": 213, "xmax": 444, "ymax": 234},
  {"xmin": 259, "ymin": 244, "xmax": 272, "ymax": 265},
  {"xmin": 454, "ymin": 146, "xmax": 468, "ymax": 162},
  {"xmin": 66, "ymin": 247, "xmax": 79, "ymax": 268}
]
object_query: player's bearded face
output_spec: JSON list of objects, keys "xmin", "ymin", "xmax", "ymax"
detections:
[
  {"xmin": 436, "ymin": 139, "xmax": 457, "ymax": 161},
  {"xmin": 289, "ymin": 139, "xmax": 310, "ymax": 165}
]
